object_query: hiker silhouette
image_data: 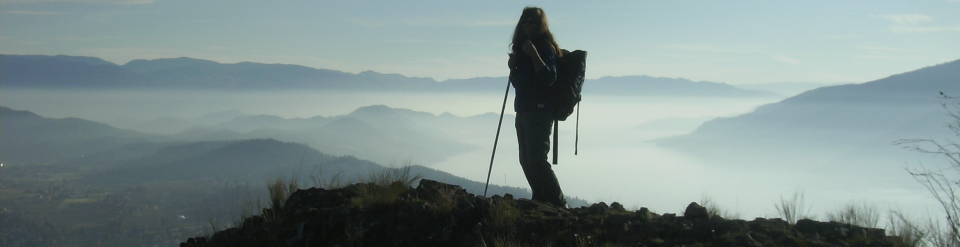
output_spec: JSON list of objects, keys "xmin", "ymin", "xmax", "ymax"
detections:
[{"xmin": 507, "ymin": 7, "xmax": 566, "ymax": 207}]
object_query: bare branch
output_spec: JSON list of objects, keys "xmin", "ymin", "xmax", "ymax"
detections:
[{"xmin": 898, "ymin": 92, "xmax": 960, "ymax": 243}]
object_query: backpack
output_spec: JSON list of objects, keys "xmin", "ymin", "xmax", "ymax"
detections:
[{"xmin": 551, "ymin": 49, "xmax": 587, "ymax": 164}]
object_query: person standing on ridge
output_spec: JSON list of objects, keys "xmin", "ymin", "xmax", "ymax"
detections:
[{"xmin": 507, "ymin": 7, "xmax": 565, "ymax": 207}]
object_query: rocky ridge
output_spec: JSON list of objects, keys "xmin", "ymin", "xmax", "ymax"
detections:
[{"xmin": 181, "ymin": 179, "xmax": 905, "ymax": 247}]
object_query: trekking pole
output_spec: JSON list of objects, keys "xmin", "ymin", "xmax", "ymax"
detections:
[{"xmin": 484, "ymin": 79, "xmax": 511, "ymax": 197}]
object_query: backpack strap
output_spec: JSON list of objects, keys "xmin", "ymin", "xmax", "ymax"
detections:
[
  {"xmin": 552, "ymin": 119, "xmax": 559, "ymax": 165},
  {"xmin": 553, "ymin": 103, "xmax": 580, "ymax": 165}
]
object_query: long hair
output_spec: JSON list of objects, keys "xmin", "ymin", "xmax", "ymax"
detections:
[{"xmin": 511, "ymin": 7, "xmax": 562, "ymax": 57}]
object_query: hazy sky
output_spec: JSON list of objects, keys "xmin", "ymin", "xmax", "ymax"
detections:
[{"xmin": 2, "ymin": 0, "xmax": 959, "ymax": 84}]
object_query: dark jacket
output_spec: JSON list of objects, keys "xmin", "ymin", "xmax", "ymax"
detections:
[{"xmin": 510, "ymin": 43, "xmax": 558, "ymax": 113}]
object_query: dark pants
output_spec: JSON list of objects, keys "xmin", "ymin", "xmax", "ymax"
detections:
[{"xmin": 515, "ymin": 111, "xmax": 565, "ymax": 207}]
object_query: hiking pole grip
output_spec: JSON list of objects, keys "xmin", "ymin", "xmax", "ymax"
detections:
[{"xmin": 484, "ymin": 79, "xmax": 511, "ymax": 197}]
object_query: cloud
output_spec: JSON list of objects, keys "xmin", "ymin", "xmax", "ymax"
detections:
[
  {"xmin": 876, "ymin": 14, "xmax": 933, "ymax": 24},
  {"xmin": 7, "ymin": 10, "xmax": 64, "ymax": 15},
  {"xmin": 2, "ymin": 0, "xmax": 152, "ymax": 4}
]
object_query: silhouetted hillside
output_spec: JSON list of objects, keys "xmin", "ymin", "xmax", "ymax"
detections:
[
  {"xmin": 86, "ymin": 138, "xmax": 555, "ymax": 204},
  {"xmin": 182, "ymin": 180, "xmax": 904, "ymax": 247},
  {"xmin": 658, "ymin": 58, "xmax": 960, "ymax": 165},
  {"xmin": 0, "ymin": 106, "xmax": 154, "ymax": 164},
  {"xmin": 96, "ymin": 139, "xmax": 340, "ymax": 183},
  {"xmin": 52, "ymin": 142, "xmax": 171, "ymax": 171}
]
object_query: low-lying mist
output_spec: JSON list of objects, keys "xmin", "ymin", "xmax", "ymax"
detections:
[{"xmin": 1, "ymin": 88, "xmax": 945, "ymax": 222}]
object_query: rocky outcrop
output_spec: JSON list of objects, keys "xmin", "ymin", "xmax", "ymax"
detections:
[{"xmin": 182, "ymin": 179, "xmax": 904, "ymax": 247}]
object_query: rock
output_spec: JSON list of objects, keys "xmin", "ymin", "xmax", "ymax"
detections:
[
  {"xmin": 684, "ymin": 202, "xmax": 709, "ymax": 220},
  {"xmin": 416, "ymin": 179, "xmax": 467, "ymax": 197},
  {"xmin": 585, "ymin": 202, "xmax": 609, "ymax": 215},
  {"xmin": 610, "ymin": 202, "xmax": 625, "ymax": 212},
  {"xmin": 635, "ymin": 207, "xmax": 657, "ymax": 220}
]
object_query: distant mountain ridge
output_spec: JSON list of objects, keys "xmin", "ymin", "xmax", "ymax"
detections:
[
  {"xmin": 589, "ymin": 75, "xmax": 779, "ymax": 97},
  {"xmin": 122, "ymin": 57, "xmax": 222, "ymax": 73},
  {"xmin": 1, "ymin": 104, "xmax": 483, "ymax": 167},
  {"xmin": 737, "ymin": 82, "xmax": 847, "ymax": 97},
  {"xmin": 1, "ymin": 54, "xmax": 142, "ymax": 88},
  {"xmin": 0, "ymin": 106, "xmax": 154, "ymax": 164},
  {"xmin": 159, "ymin": 104, "xmax": 483, "ymax": 165},
  {"xmin": 657, "ymin": 58, "xmax": 960, "ymax": 166},
  {"xmin": 1, "ymin": 54, "xmax": 778, "ymax": 97}
]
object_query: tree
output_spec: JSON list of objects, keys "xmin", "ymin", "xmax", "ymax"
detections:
[{"xmin": 898, "ymin": 92, "xmax": 960, "ymax": 244}]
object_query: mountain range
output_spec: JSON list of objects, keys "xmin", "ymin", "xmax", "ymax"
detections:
[
  {"xmin": 158, "ymin": 105, "xmax": 490, "ymax": 165},
  {"xmin": 1, "ymin": 54, "xmax": 781, "ymax": 97},
  {"xmin": 657, "ymin": 58, "xmax": 960, "ymax": 168},
  {"xmin": 0, "ymin": 104, "xmax": 487, "ymax": 166},
  {"xmin": 0, "ymin": 105, "xmax": 587, "ymax": 205}
]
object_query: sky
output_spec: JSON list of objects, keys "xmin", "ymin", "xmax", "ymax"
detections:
[{"xmin": 2, "ymin": 0, "xmax": 960, "ymax": 84}]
